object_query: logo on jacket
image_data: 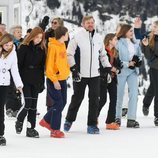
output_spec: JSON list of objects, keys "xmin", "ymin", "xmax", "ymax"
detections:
[{"xmin": 60, "ymin": 52, "xmax": 66, "ymax": 58}]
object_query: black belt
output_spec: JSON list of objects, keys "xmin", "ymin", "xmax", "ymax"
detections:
[{"xmin": 28, "ymin": 65, "xmax": 40, "ymax": 69}]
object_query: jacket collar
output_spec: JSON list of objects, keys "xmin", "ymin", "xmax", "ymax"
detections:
[{"xmin": 82, "ymin": 27, "xmax": 95, "ymax": 37}]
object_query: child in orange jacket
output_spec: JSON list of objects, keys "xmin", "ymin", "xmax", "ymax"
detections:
[{"xmin": 39, "ymin": 26, "xmax": 70, "ymax": 138}]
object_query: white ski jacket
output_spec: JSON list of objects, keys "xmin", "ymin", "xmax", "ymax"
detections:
[
  {"xmin": 67, "ymin": 28, "xmax": 111, "ymax": 78},
  {"xmin": 0, "ymin": 46, "xmax": 23, "ymax": 88}
]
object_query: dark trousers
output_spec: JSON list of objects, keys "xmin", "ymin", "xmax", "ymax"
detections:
[
  {"xmin": 143, "ymin": 69, "xmax": 154, "ymax": 108},
  {"xmin": 66, "ymin": 77, "xmax": 100, "ymax": 126},
  {"xmin": 46, "ymin": 77, "xmax": 52, "ymax": 111},
  {"xmin": 44, "ymin": 79, "xmax": 67, "ymax": 130},
  {"xmin": 17, "ymin": 84, "xmax": 38, "ymax": 129},
  {"xmin": 98, "ymin": 78, "xmax": 117, "ymax": 124},
  {"xmin": 150, "ymin": 68, "xmax": 158, "ymax": 117},
  {"xmin": 0, "ymin": 86, "xmax": 9, "ymax": 136},
  {"xmin": 6, "ymin": 81, "xmax": 21, "ymax": 111}
]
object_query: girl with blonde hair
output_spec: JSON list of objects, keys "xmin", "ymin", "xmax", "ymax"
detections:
[{"xmin": 0, "ymin": 34, "xmax": 23, "ymax": 146}]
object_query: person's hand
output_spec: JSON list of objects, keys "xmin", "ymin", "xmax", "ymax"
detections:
[
  {"xmin": 70, "ymin": 65, "xmax": 81, "ymax": 82},
  {"xmin": 129, "ymin": 61, "xmax": 136, "ymax": 67},
  {"xmin": 142, "ymin": 37, "xmax": 149, "ymax": 46},
  {"xmin": 134, "ymin": 16, "xmax": 142, "ymax": 28},
  {"xmin": 111, "ymin": 67, "xmax": 117, "ymax": 73},
  {"xmin": 17, "ymin": 87, "xmax": 23, "ymax": 94},
  {"xmin": 54, "ymin": 81, "xmax": 61, "ymax": 90}
]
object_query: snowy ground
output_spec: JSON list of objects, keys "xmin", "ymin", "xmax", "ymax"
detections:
[{"xmin": 1, "ymin": 85, "xmax": 157, "ymax": 158}]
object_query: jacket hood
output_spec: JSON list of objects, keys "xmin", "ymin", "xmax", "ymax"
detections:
[{"xmin": 48, "ymin": 38, "xmax": 64, "ymax": 46}]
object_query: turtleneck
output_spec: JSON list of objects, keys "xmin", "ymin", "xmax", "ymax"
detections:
[{"xmin": 126, "ymin": 38, "xmax": 136, "ymax": 60}]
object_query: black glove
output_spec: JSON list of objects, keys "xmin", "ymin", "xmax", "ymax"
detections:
[
  {"xmin": 129, "ymin": 55, "xmax": 141, "ymax": 69},
  {"xmin": 39, "ymin": 16, "xmax": 50, "ymax": 31},
  {"xmin": 116, "ymin": 58, "xmax": 123, "ymax": 74},
  {"xmin": 135, "ymin": 60, "xmax": 142, "ymax": 67},
  {"xmin": 100, "ymin": 67, "xmax": 112, "ymax": 83},
  {"xmin": 70, "ymin": 65, "xmax": 81, "ymax": 82}
]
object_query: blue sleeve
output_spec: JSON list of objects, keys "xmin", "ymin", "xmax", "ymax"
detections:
[
  {"xmin": 134, "ymin": 28, "xmax": 143, "ymax": 40},
  {"xmin": 134, "ymin": 28, "xmax": 150, "ymax": 40}
]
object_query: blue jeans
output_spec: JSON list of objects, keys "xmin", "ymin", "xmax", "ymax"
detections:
[
  {"xmin": 116, "ymin": 71, "xmax": 138, "ymax": 120},
  {"xmin": 44, "ymin": 79, "xmax": 67, "ymax": 130}
]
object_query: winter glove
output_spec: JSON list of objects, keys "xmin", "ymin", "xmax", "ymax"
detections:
[
  {"xmin": 100, "ymin": 67, "xmax": 112, "ymax": 83},
  {"xmin": 129, "ymin": 55, "xmax": 141, "ymax": 69},
  {"xmin": 70, "ymin": 65, "xmax": 81, "ymax": 82},
  {"xmin": 132, "ymin": 55, "xmax": 142, "ymax": 67},
  {"xmin": 39, "ymin": 16, "xmax": 50, "ymax": 31},
  {"xmin": 116, "ymin": 58, "xmax": 123, "ymax": 74},
  {"xmin": 135, "ymin": 60, "xmax": 142, "ymax": 67}
]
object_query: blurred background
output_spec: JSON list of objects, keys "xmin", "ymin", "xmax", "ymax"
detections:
[{"xmin": 1, "ymin": 0, "xmax": 158, "ymax": 34}]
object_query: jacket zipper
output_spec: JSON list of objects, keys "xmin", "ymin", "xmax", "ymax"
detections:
[{"xmin": 89, "ymin": 32, "xmax": 93, "ymax": 78}]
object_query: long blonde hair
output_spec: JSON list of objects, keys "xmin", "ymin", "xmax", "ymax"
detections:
[
  {"xmin": 149, "ymin": 20, "xmax": 158, "ymax": 50},
  {"xmin": 0, "ymin": 33, "xmax": 13, "ymax": 58},
  {"xmin": 22, "ymin": 27, "xmax": 46, "ymax": 50}
]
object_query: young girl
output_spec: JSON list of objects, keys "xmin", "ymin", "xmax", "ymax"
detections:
[
  {"xmin": 98, "ymin": 33, "xmax": 121, "ymax": 130},
  {"xmin": 0, "ymin": 34, "xmax": 23, "ymax": 146},
  {"xmin": 142, "ymin": 21, "xmax": 158, "ymax": 126},
  {"xmin": 115, "ymin": 24, "xmax": 142, "ymax": 128},
  {"xmin": 39, "ymin": 26, "xmax": 70, "ymax": 138},
  {"xmin": 15, "ymin": 27, "xmax": 46, "ymax": 138}
]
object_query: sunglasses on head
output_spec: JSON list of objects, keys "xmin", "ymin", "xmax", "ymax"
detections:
[{"xmin": 52, "ymin": 21, "xmax": 58, "ymax": 25}]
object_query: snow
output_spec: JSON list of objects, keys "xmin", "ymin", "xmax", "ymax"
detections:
[
  {"xmin": 1, "ymin": 85, "xmax": 158, "ymax": 158},
  {"xmin": 2, "ymin": 0, "xmax": 157, "ymax": 157}
]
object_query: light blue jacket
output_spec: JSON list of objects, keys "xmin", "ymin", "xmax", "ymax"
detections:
[{"xmin": 116, "ymin": 38, "xmax": 142, "ymax": 75}]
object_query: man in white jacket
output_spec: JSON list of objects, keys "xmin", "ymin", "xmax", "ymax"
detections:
[{"xmin": 64, "ymin": 16, "xmax": 111, "ymax": 134}]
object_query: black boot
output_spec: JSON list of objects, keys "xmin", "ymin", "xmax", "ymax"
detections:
[
  {"xmin": 0, "ymin": 136, "xmax": 6, "ymax": 146},
  {"xmin": 154, "ymin": 117, "xmax": 158, "ymax": 126},
  {"xmin": 12, "ymin": 110, "xmax": 19, "ymax": 117},
  {"xmin": 15, "ymin": 120, "xmax": 23, "ymax": 134},
  {"xmin": 127, "ymin": 120, "xmax": 140, "ymax": 128},
  {"xmin": 6, "ymin": 109, "xmax": 13, "ymax": 117},
  {"xmin": 115, "ymin": 118, "xmax": 121, "ymax": 126},
  {"xmin": 142, "ymin": 106, "xmax": 149, "ymax": 116},
  {"xmin": 26, "ymin": 128, "xmax": 39, "ymax": 138},
  {"xmin": 122, "ymin": 108, "xmax": 128, "ymax": 117}
]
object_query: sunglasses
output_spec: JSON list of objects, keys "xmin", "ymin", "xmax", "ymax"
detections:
[{"xmin": 52, "ymin": 21, "xmax": 58, "ymax": 25}]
